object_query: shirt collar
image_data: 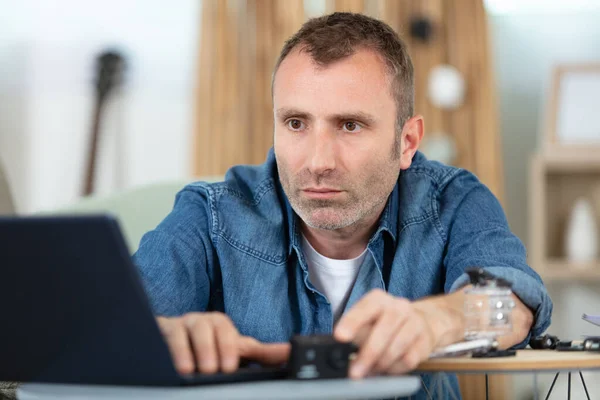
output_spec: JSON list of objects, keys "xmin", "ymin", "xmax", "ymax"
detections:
[
  {"xmin": 372, "ymin": 181, "xmax": 399, "ymax": 246},
  {"xmin": 285, "ymin": 193, "xmax": 301, "ymax": 257}
]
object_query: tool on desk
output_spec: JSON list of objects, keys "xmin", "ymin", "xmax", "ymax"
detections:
[
  {"xmin": 429, "ymin": 338, "xmax": 497, "ymax": 358},
  {"xmin": 287, "ymin": 335, "xmax": 357, "ymax": 380},
  {"xmin": 430, "ymin": 267, "xmax": 517, "ymax": 359},
  {"xmin": 472, "ymin": 348, "xmax": 516, "ymax": 358},
  {"xmin": 556, "ymin": 340, "xmax": 586, "ymax": 351},
  {"xmin": 530, "ymin": 313, "xmax": 600, "ymax": 353},
  {"xmin": 463, "ymin": 267, "xmax": 515, "ymax": 340},
  {"xmin": 529, "ymin": 333, "xmax": 559, "ymax": 350},
  {"xmin": 528, "ymin": 334, "xmax": 600, "ymax": 353},
  {"xmin": 584, "ymin": 337, "xmax": 600, "ymax": 351}
]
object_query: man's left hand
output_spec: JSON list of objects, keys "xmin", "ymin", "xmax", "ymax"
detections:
[
  {"xmin": 334, "ymin": 287, "xmax": 534, "ymax": 379},
  {"xmin": 333, "ymin": 289, "xmax": 439, "ymax": 379}
]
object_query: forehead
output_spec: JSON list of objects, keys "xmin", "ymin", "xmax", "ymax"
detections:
[{"xmin": 273, "ymin": 47, "xmax": 394, "ymax": 114}]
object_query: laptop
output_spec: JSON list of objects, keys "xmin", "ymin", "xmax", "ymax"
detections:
[{"xmin": 0, "ymin": 215, "xmax": 286, "ymax": 386}]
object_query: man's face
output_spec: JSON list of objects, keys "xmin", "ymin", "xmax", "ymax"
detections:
[{"xmin": 273, "ymin": 48, "xmax": 402, "ymax": 231}]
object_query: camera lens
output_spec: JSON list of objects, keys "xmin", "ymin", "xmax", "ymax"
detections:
[{"xmin": 327, "ymin": 347, "xmax": 347, "ymax": 370}]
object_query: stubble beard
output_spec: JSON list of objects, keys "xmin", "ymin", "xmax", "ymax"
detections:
[{"xmin": 278, "ymin": 163, "xmax": 397, "ymax": 232}]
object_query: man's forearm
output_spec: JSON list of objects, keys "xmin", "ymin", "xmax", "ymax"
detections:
[{"xmin": 414, "ymin": 288, "xmax": 534, "ymax": 350}]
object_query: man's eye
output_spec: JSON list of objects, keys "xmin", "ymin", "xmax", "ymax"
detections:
[
  {"xmin": 343, "ymin": 121, "xmax": 361, "ymax": 132},
  {"xmin": 287, "ymin": 119, "xmax": 304, "ymax": 131}
]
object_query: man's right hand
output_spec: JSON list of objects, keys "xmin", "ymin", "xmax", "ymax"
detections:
[{"xmin": 156, "ymin": 312, "xmax": 290, "ymax": 375}]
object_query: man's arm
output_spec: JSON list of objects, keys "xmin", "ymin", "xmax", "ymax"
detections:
[
  {"xmin": 134, "ymin": 185, "xmax": 289, "ymax": 374},
  {"xmin": 439, "ymin": 170, "xmax": 552, "ymax": 344},
  {"xmin": 133, "ymin": 186, "xmax": 214, "ymax": 316}
]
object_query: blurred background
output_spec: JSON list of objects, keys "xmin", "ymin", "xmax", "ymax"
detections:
[{"xmin": 1, "ymin": 0, "xmax": 600, "ymax": 399}]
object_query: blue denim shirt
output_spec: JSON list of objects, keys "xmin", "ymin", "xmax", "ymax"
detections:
[{"xmin": 133, "ymin": 149, "xmax": 552, "ymax": 399}]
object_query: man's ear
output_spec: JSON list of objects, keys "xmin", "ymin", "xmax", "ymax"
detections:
[{"xmin": 399, "ymin": 115, "xmax": 424, "ymax": 170}]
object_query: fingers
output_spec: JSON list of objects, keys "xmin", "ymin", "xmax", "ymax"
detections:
[
  {"xmin": 185, "ymin": 313, "xmax": 219, "ymax": 374},
  {"xmin": 156, "ymin": 316, "xmax": 195, "ymax": 374},
  {"xmin": 350, "ymin": 306, "xmax": 407, "ymax": 378},
  {"xmin": 334, "ymin": 289, "xmax": 388, "ymax": 342},
  {"xmin": 158, "ymin": 313, "xmax": 289, "ymax": 376},
  {"xmin": 215, "ymin": 316, "xmax": 240, "ymax": 372},
  {"xmin": 387, "ymin": 334, "xmax": 430, "ymax": 375},
  {"xmin": 239, "ymin": 336, "xmax": 291, "ymax": 365},
  {"xmin": 213, "ymin": 315, "xmax": 240, "ymax": 373},
  {"xmin": 374, "ymin": 317, "xmax": 420, "ymax": 373},
  {"xmin": 335, "ymin": 290, "xmax": 440, "ymax": 379}
]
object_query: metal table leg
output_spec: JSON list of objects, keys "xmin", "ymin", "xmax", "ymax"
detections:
[
  {"xmin": 579, "ymin": 371, "xmax": 591, "ymax": 400},
  {"xmin": 544, "ymin": 372, "xmax": 560, "ymax": 400},
  {"xmin": 485, "ymin": 373, "xmax": 489, "ymax": 400}
]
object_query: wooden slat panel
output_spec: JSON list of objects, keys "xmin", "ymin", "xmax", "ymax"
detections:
[
  {"xmin": 446, "ymin": 0, "xmax": 475, "ymax": 174},
  {"xmin": 195, "ymin": 0, "xmax": 217, "ymax": 176},
  {"xmin": 380, "ymin": 0, "xmax": 403, "ymax": 32},
  {"xmin": 237, "ymin": 0, "xmax": 255, "ymax": 166},
  {"xmin": 420, "ymin": 0, "xmax": 448, "ymax": 137},
  {"xmin": 363, "ymin": 0, "xmax": 382, "ymax": 18},
  {"xmin": 471, "ymin": 0, "xmax": 504, "ymax": 201},
  {"xmin": 334, "ymin": 0, "xmax": 365, "ymax": 13},
  {"xmin": 252, "ymin": 0, "xmax": 271, "ymax": 164},
  {"xmin": 217, "ymin": 0, "xmax": 237, "ymax": 173},
  {"xmin": 194, "ymin": 0, "xmax": 305, "ymax": 175},
  {"xmin": 408, "ymin": 1, "xmax": 432, "ymax": 135},
  {"xmin": 382, "ymin": 1, "xmax": 451, "ymax": 166}
]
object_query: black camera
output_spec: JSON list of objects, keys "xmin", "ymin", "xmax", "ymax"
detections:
[
  {"xmin": 287, "ymin": 335, "xmax": 358, "ymax": 380},
  {"xmin": 529, "ymin": 334, "xmax": 559, "ymax": 350}
]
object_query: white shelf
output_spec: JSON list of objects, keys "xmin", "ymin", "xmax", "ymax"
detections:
[
  {"xmin": 536, "ymin": 259, "xmax": 600, "ymax": 281},
  {"xmin": 537, "ymin": 150, "xmax": 600, "ymax": 172}
]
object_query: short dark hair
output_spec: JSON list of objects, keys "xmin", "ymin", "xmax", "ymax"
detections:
[{"xmin": 272, "ymin": 12, "xmax": 414, "ymax": 133}]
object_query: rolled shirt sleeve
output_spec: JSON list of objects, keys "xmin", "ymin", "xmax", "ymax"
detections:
[{"xmin": 439, "ymin": 169, "xmax": 553, "ymax": 346}]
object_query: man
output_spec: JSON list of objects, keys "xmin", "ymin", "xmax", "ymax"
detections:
[{"xmin": 134, "ymin": 12, "xmax": 552, "ymax": 398}]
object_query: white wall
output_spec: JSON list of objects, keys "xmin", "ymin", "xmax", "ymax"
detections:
[
  {"xmin": 0, "ymin": 0, "xmax": 201, "ymax": 213},
  {"xmin": 490, "ymin": 10, "xmax": 600, "ymax": 400}
]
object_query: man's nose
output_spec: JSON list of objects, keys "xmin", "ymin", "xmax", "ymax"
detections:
[{"xmin": 308, "ymin": 127, "xmax": 337, "ymax": 176}]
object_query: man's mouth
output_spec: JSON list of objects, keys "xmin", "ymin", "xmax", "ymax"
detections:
[{"xmin": 302, "ymin": 188, "xmax": 343, "ymax": 199}]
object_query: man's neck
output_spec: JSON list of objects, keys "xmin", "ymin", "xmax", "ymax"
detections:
[{"xmin": 301, "ymin": 207, "xmax": 384, "ymax": 259}]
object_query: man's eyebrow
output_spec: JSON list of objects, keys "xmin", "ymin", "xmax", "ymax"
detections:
[
  {"xmin": 275, "ymin": 108, "xmax": 377, "ymax": 125},
  {"xmin": 329, "ymin": 112, "xmax": 377, "ymax": 126},
  {"xmin": 275, "ymin": 108, "xmax": 312, "ymax": 121}
]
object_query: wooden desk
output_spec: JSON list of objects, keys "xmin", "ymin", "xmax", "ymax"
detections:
[
  {"xmin": 418, "ymin": 350, "xmax": 600, "ymax": 373},
  {"xmin": 416, "ymin": 350, "xmax": 600, "ymax": 400}
]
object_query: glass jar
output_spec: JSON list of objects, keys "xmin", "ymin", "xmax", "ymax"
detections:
[{"xmin": 463, "ymin": 268, "xmax": 515, "ymax": 340}]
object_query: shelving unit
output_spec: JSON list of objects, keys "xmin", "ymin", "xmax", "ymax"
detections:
[{"xmin": 529, "ymin": 150, "xmax": 600, "ymax": 281}]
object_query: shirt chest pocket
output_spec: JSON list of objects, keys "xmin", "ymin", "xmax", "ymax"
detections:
[{"xmin": 215, "ymin": 239, "xmax": 295, "ymax": 342}]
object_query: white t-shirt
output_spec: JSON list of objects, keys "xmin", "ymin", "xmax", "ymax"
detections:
[{"xmin": 301, "ymin": 236, "xmax": 367, "ymax": 323}]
